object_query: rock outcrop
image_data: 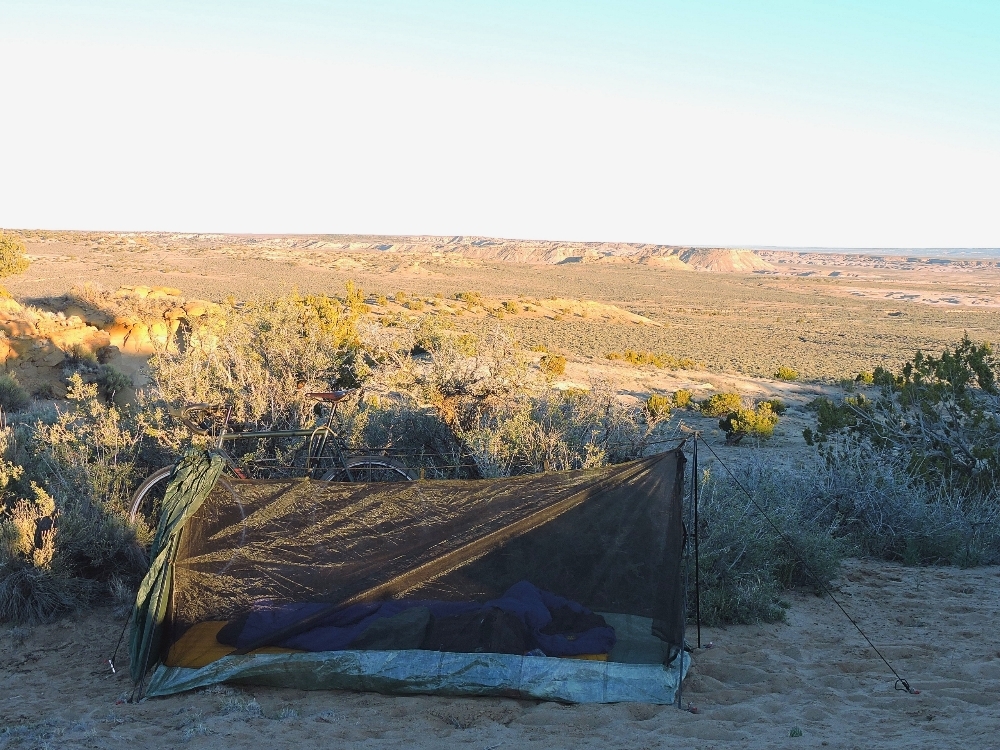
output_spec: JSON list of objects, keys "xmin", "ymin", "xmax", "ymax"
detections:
[{"xmin": 0, "ymin": 287, "xmax": 223, "ymax": 399}]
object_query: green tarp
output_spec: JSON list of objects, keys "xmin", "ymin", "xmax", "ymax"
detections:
[
  {"xmin": 146, "ymin": 649, "xmax": 690, "ymax": 704},
  {"xmin": 130, "ymin": 449, "xmax": 225, "ymax": 683}
]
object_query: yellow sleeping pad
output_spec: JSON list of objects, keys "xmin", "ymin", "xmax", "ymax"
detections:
[{"xmin": 164, "ymin": 621, "xmax": 300, "ymax": 669}]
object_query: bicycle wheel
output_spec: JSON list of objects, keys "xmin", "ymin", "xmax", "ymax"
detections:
[
  {"xmin": 129, "ymin": 467, "xmax": 241, "ymax": 528},
  {"xmin": 321, "ymin": 456, "xmax": 416, "ymax": 482},
  {"xmin": 129, "ymin": 465, "xmax": 174, "ymax": 527}
]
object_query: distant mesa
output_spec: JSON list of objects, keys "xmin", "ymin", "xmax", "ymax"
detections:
[
  {"xmin": 639, "ymin": 255, "xmax": 692, "ymax": 271},
  {"xmin": 637, "ymin": 248, "xmax": 775, "ymax": 273}
]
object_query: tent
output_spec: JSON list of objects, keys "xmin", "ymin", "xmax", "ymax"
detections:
[{"xmin": 130, "ymin": 447, "xmax": 690, "ymax": 704}]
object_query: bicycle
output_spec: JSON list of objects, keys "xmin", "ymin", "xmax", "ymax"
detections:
[{"xmin": 128, "ymin": 389, "xmax": 414, "ymax": 528}]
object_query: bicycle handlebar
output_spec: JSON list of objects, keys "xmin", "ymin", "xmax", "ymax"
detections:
[
  {"xmin": 171, "ymin": 389, "xmax": 359, "ymax": 436},
  {"xmin": 168, "ymin": 403, "xmax": 222, "ymax": 435}
]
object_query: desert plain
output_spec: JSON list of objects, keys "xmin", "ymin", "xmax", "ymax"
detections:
[{"xmin": 2, "ymin": 230, "xmax": 1000, "ymax": 749}]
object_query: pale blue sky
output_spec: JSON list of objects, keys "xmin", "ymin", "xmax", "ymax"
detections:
[{"xmin": 2, "ymin": 1, "xmax": 998, "ymax": 246}]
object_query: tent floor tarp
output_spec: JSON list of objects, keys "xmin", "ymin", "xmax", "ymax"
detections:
[{"xmin": 147, "ymin": 648, "xmax": 690, "ymax": 704}]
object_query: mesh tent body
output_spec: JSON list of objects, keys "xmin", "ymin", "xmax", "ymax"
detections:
[{"xmin": 131, "ymin": 448, "xmax": 689, "ymax": 703}]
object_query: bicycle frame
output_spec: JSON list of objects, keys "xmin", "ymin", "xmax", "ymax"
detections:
[{"xmin": 202, "ymin": 400, "xmax": 352, "ymax": 480}]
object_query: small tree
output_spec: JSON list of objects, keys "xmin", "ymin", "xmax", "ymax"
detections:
[{"xmin": 0, "ymin": 233, "xmax": 30, "ymax": 287}]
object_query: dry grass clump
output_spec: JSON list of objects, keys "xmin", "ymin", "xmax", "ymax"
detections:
[{"xmin": 448, "ymin": 381, "xmax": 667, "ymax": 478}]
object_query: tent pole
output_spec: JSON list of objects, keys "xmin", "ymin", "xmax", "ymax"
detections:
[{"xmin": 694, "ymin": 433, "xmax": 702, "ymax": 649}]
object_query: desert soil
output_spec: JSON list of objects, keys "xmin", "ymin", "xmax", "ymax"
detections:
[{"xmin": 2, "ymin": 560, "xmax": 998, "ymax": 749}]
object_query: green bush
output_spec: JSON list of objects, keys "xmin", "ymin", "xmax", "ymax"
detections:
[
  {"xmin": 672, "ymin": 389, "xmax": 693, "ymax": 409},
  {"xmin": 810, "ymin": 336, "xmax": 1000, "ymax": 495},
  {"xmin": 645, "ymin": 394, "xmax": 671, "ymax": 420},
  {"xmin": 0, "ymin": 374, "xmax": 30, "ymax": 412},
  {"xmin": 774, "ymin": 365, "xmax": 799, "ymax": 381},
  {"xmin": 0, "ymin": 233, "xmax": 30, "ymax": 281},
  {"xmin": 763, "ymin": 398, "xmax": 787, "ymax": 415},
  {"xmin": 699, "ymin": 392, "xmax": 743, "ymax": 416},
  {"xmin": 719, "ymin": 403, "xmax": 780, "ymax": 443},
  {"xmin": 855, "ymin": 371, "xmax": 874, "ymax": 385}
]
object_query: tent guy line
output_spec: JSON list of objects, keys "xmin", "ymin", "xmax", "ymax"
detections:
[{"xmin": 698, "ymin": 437, "xmax": 918, "ymax": 695}]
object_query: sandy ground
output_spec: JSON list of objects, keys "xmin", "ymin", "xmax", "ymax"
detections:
[{"xmin": 2, "ymin": 559, "xmax": 998, "ymax": 749}]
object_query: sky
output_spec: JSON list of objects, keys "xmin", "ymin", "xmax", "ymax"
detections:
[{"xmin": 1, "ymin": 1, "xmax": 998, "ymax": 248}]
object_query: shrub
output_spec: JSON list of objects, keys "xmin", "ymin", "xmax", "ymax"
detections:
[
  {"xmin": 699, "ymin": 392, "xmax": 743, "ymax": 417},
  {"xmin": 502, "ymin": 300, "xmax": 519, "ymax": 314},
  {"xmin": 645, "ymin": 394, "xmax": 671, "ymax": 421},
  {"xmin": 539, "ymin": 354, "xmax": 567, "ymax": 378},
  {"xmin": 672, "ymin": 389, "xmax": 693, "ymax": 409},
  {"xmin": 762, "ymin": 398, "xmax": 787, "ymax": 415},
  {"xmin": 0, "ymin": 374, "xmax": 30, "ymax": 412},
  {"xmin": 719, "ymin": 403, "xmax": 780, "ymax": 444},
  {"xmin": 774, "ymin": 365, "xmax": 799, "ymax": 381},
  {"xmin": 693, "ymin": 465, "xmax": 846, "ymax": 625},
  {"xmin": 454, "ymin": 381, "xmax": 660, "ymax": 478},
  {"xmin": 149, "ymin": 292, "xmax": 362, "ymax": 431},
  {"xmin": 811, "ymin": 337, "xmax": 1000, "ymax": 495},
  {"xmin": 343, "ymin": 280, "xmax": 369, "ymax": 314},
  {"xmin": 0, "ymin": 233, "xmax": 30, "ymax": 281},
  {"xmin": 404, "ymin": 298, "xmax": 425, "ymax": 312},
  {"xmin": 96, "ymin": 365, "xmax": 132, "ymax": 403},
  {"xmin": 814, "ymin": 439, "xmax": 1000, "ymax": 565},
  {"xmin": 855, "ymin": 371, "xmax": 874, "ymax": 385},
  {"xmin": 0, "ymin": 379, "xmax": 155, "ymax": 623},
  {"xmin": 455, "ymin": 291, "xmax": 483, "ymax": 306}
]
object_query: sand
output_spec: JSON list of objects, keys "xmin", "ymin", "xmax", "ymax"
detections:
[{"xmin": 2, "ymin": 559, "xmax": 998, "ymax": 749}]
